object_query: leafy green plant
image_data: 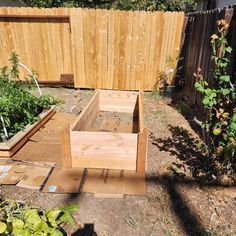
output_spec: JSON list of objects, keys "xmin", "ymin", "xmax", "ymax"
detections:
[
  {"xmin": 22, "ymin": 0, "xmax": 197, "ymax": 13},
  {"xmin": 0, "ymin": 196, "xmax": 79, "ymax": 235},
  {"xmin": 0, "ymin": 53, "xmax": 58, "ymax": 142},
  {"xmin": 194, "ymin": 19, "xmax": 236, "ymax": 177}
]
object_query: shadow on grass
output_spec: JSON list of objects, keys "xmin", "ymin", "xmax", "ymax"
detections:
[{"xmin": 151, "ymin": 125, "xmax": 218, "ymax": 181}]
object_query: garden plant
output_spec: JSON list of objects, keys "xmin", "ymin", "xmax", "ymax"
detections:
[
  {"xmin": 0, "ymin": 53, "xmax": 58, "ymax": 142},
  {"xmin": 194, "ymin": 19, "xmax": 236, "ymax": 179},
  {"xmin": 0, "ymin": 196, "xmax": 79, "ymax": 235}
]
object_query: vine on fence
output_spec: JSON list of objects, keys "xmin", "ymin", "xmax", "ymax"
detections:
[{"xmin": 194, "ymin": 19, "xmax": 236, "ymax": 178}]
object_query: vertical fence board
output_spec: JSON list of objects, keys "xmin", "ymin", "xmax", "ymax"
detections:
[
  {"xmin": 0, "ymin": 7, "xmax": 185, "ymax": 91},
  {"xmin": 181, "ymin": 6, "xmax": 236, "ymax": 108}
]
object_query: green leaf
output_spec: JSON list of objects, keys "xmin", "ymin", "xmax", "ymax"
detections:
[
  {"xmin": 24, "ymin": 209, "xmax": 43, "ymax": 231},
  {"xmin": 230, "ymin": 122, "xmax": 236, "ymax": 131},
  {"xmin": 225, "ymin": 47, "xmax": 232, "ymax": 53},
  {"xmin": 220, "ymin": 88, "xmax": 230, "ymax": 95},
  {"xmin": 12, "ymin": 228, "xmax": 31, "ymax": 236},
  {"xmin": 12, "ymin": 219, "xmax": 24, "ymax": 229},
  {"xmin": 59, "ymin": 204, "xmax": 80, "ymax": 214},
  {"xmin": 58, "ymin": 211, "xmax": 76, "ymax": 225},
  {"xmin": 46, "ymin": 209, "xmax": 62, "ymax": 227},
  {"xmin": 0, "ymin": 221, "xmax": 7, "ymax": 233},
  {"xmin": 219, "ymin": 75, "xmax": 230, "ymax": 82},
  {"xmin": 51, "ymin": 228, "xmax": 64, "ymax": 236},
  {"xmin": 194, "ymin": 82, "xmax": 205, "ymax": 93}
]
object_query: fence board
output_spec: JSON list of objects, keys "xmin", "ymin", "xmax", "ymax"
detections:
[
  {"xmin": 181, "ymin": 6, "xmax": 236, "ymax": 108},
  {"xmin": 0, "ymin": 7, "xmax": 184, "ymax": 91}
]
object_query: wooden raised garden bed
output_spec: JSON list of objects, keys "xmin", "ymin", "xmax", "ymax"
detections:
[
  {"xmin": 61, "ymin": 90, "xmax": 148, "ymax": 173},
  {"xmin": 0, "ymin": 106, "xmax": 56, "ymax": 158}
]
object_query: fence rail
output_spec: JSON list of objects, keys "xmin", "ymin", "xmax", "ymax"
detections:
[
  {"xmin": 0, "ymin": 7, "xmax": 184, "ymax": 91},
  {"xmin": 181, "ymin": 6, "xmax": 236, "ymax": 107}
]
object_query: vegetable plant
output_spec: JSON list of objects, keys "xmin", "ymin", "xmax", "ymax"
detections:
[
  {"xmin": 0, "ymin": 196, "xmax": 79, "ymax": 235},
  {"xmin": 0, "ymin": 53, "xmax": 58, "ymax": 142},
  {"xmin": 194, "ymin": 19, "xmax": 236, "ymax": 177}
]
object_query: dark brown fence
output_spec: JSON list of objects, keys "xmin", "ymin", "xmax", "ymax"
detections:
[{"xmin": 181, "ymin": 6, "xmax": 236, "ymax": 108}]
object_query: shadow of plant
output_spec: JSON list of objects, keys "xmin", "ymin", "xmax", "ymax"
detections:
[
  {"xmin": 71, "ymin": 223, "xmax": 97, "ymax": 236},
  {"xmin": 151, "ymin": 125, "xmax": 218, "ymax": 181}
]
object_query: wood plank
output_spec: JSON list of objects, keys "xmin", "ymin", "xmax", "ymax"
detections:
[
  {"xmin": 112, "ymin": 10, "xmax": 121, "ymax": 89},
  {"xmin": 107, "ymin": 10, "xmax": 115, "ymax": 89},
  {"xmin": 70, "ymin": 8, "xmax": 85, "ymax": 88},
  {"xmin": 71, "ymin": 90, "xmax": 99, "ymax": 131},
  {"xmin": 99, "ymin": 89, "xmax": 138, "ymax": 113},
  {"xmin": 0, "ymin": 8, "xmax": 185, "ymax": 91},
  {"xmin": 70, "ymin": 131, "xmax": 138, "ymax": 170},
  {"xmin": 138, "ymin": 91, "xmax": 144, "ymax": 132},
  {"xmin": 136, "ymin": 128, "xmax": 148, "ymax": 173},
  {"xmin": 130, "ymin": 11, "xmax": 139, "ymax": 90},
  {"xmin": 0, "ymin": 107, "xmax": 56, "ymax": 158},
  {"xmin": 96, "ymin": 9, "xmax": 108, "ymax": 89},
  {"xmin": 83, "ymin": 9, "xmax": 91, "ymax": 88},
  {"xmin": 152, "ymin": 12, "xmax": 165, "ymax": 89},
  {"xmin": 61, "ymin": 126, "xmax": 72, "ymax": 169}
]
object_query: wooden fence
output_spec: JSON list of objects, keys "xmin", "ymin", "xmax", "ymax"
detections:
[
  {"xmin": 181, "ymin": 6, "xmax": 236, "ymax": 107},
  {"xmin": 0, "ymin": 7, "xmax": 184, "ymax": 91}
]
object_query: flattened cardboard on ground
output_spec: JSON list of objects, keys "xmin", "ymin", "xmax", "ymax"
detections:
[
  {"xmin": 30, "ymin": 131, "xmax": 61, "ymax": 144},
  {"xmin": 16, "ymin": 166, "xmax": 51, "ymax": 190},
  {"xmin": 13, "ymin": 142, "xmax": 61, "ymax": 166},
  {"xmin": 40, "ymin": 112, "xmax": 77, "ymax": 132},
  {"xmin": 12, "ymin": 112, "xmax": 77, "ymax": 166},
  {"xmin": 83, "ymin": 169, "xmax": 146, "ymax": 198},
  {"xmin": 99, "ymin": 118, "xmax": 120, "ymax": 132},
  {"xmin": 0, "ymin": 164, "xmax": 27, "ymax": 185},
  {"xmin": 42, "ymin": 167, "xmax": 84, "ymax": 193}
]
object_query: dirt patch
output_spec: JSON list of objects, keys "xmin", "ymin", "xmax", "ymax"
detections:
[{"xmin": 1, "ymin": 88, "xmax": 235, "ymax": 236}]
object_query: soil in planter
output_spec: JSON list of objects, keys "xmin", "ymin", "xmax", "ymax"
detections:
[{"xmin": 92, "ymin": 111, "xmax": 139, "ymax": 133}]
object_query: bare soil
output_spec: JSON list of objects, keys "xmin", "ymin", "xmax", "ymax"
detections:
[{"xmin": 1, "ymin": 87, "xmax": 235, "ymax": 236}]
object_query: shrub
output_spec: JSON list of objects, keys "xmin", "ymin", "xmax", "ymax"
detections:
[
  {"xmin": 0, "ymin": 53, "xmax": 57, "ymax": 142},
  {"xmin": 194, "ymin": 20, "xmax": 236, "ymax": 177}
]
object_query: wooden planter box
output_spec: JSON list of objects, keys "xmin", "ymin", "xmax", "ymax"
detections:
[
  {"xmin": 0, "ymin": 106, "xmax": 56, "ymax": 158},
  {"xmin": 61, "ymin": 90, "xmax": 147, "ymax": 173}
]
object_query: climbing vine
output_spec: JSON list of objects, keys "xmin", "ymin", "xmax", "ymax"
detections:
[{"xmin": 195, "ymin": 19, "xmax": 236, "ymax": 177}]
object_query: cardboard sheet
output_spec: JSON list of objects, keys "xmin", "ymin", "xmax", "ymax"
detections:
[
  {"xmin": 40, "ymin": 112, "xmax": 77, "ymax": 132},
  {"xmin": 83, "ymin": 169, "xmax": 146, "ymax": 198},
  {"xmin": 13, "ymin": 142, "xmax": 61, "ymax": 166},
  {"xmin": 43, "ymin": 167, "xmax": 84, "ymax": 193},
  {"xmin": 99, "ymin": 118, "xmax": 120, "ymax": 132},
  {"xmin": 30, "ymin": 131, "xmax": 61, "ymax": 144},
  {"xmin": 0, "ymin": 164, "xmax": 27, "ymax": 185},
  {"xmin": 16, "ymin": 166, "xmax": 51, "ymax": 190},
  {"xmin": 12, "ymin": 112, "xmax": 77, "ymax": 167}
]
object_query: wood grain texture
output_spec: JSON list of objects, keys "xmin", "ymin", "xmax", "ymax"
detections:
[
  {"xmin": 70, "ymin": 131, "xmax": 138, "ymax": 170},
  {"xmin": 71, "ymin": 90, "xmax": 99, "ymax": 131},
  {"xmin": 61, "ymin": 126, "xmax": 72, "ymax": 169},
  {"xmin": 0, "ymin": 106, "xmax": 56, "ymax": 158},
  {"xmin": 0, "ymin": 7, "xmax": 185, "ymax": 91},
  {"xmin": 136, "ymin": 128, "xmax": 148, "ymax": 173},
  {"xmin": 181, "ymin": 7, "xmax": 236, "ymax": 108}
]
